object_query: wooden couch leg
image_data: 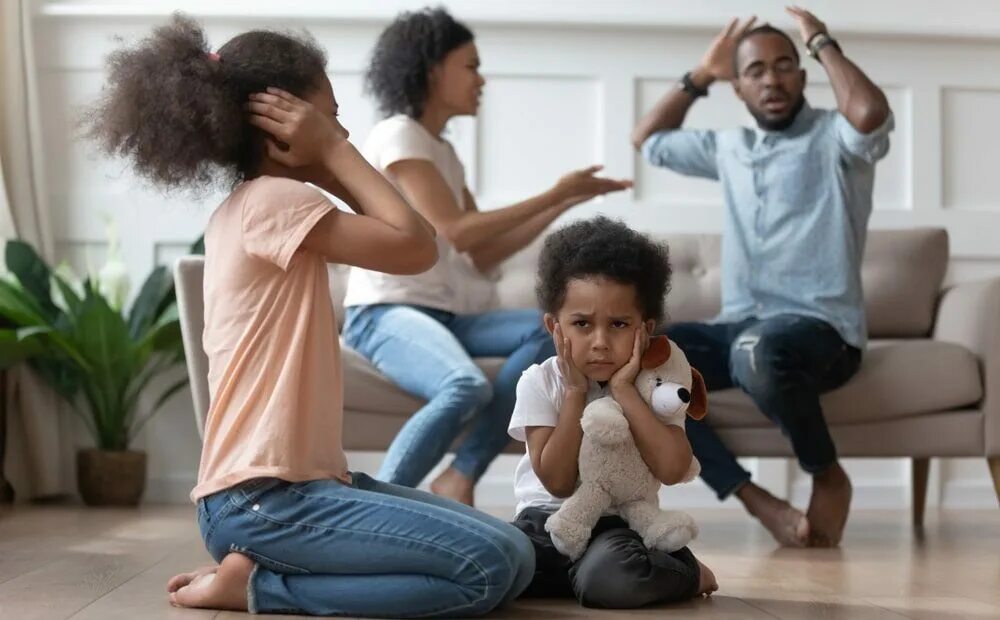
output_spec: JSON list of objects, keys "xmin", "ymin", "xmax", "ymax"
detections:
[
  {"xmin": 912, "ymin": 458, "xmax": 930, "ymax": 527},
  {"xmin": 988, "ymin": 457, "xmax": 1000, "ymax": 509}
]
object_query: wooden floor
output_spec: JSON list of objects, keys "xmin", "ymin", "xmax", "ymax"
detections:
[{"xmin": 0, "ymin": 505, "xmax": 998, "ymax": 619}]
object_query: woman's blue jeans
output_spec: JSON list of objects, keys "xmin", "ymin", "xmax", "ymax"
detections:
[
  {"xmin": 343, "ymin": 304, "xmax": 554, "ymax": 486},
  {"xmin": 198, "ymin": 473, "xmax": 535, "ymax": 616}
]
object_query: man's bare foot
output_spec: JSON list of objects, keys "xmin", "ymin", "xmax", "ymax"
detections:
[
  {"xmin": 696, "ymin": 560, "xmax": 719, "ymax": 596},
  {"xmin": 430, "ymin": 466, "xmax": 475, "ymax": 506},
  {"xmin": 169, "ymin": 552, "xmax": 254, "ymax": 611},
  {"xmin": 736, "ymin": 481, "xmax": 810, "ymax": 547},
  {"xmin": 807, "ymin": 462, "xmax": 852, "ymax": 547},
  {"xmin": 167, "ymin": 565, "xmax": 217, "ymax": 593}
]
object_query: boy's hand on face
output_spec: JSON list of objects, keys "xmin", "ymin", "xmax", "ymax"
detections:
[
  {"xmin": 609, "ymin": 324, "xmax": 647, "ymax": 397},
  {"xmin": 553, "ymin": 323, "xmax": 589, "ymax": 396}
]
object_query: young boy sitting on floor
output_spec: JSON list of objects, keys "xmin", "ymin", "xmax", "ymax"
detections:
[{"xmin": 509, "ymin": 216, "xmax": 718, "ymax": 608}]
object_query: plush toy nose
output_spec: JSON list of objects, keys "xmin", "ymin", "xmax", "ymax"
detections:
[{"xmin": 677, "ymin": 387, "xmax": 691, "ymax": 403}]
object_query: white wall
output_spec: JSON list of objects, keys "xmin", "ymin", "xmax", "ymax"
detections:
[{"xmin": 30, "ymin": 0, "xmax": 1000, "ymax": 508}]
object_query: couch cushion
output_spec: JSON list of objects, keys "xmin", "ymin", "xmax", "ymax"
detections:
[
  {"xmin": 860, "ymin": 228, "xmax": 948, "ymax": 337},
  {"xmin": 658, "ymin": 234, "xmax": 724, "ymax": 324},
  {"xmin": 706, "ymin": 339, "xmax": 982, "ymax": 428},
  {"xmin": 345, "ymin": 338, "xmax": 982, "ymax": 430}
]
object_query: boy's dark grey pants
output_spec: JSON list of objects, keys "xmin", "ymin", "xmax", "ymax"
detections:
[{"xmin": 511, "ymin": 507, "xmax": 701, "ymax": 608}]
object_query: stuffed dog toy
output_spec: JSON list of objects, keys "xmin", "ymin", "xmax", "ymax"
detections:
[{"xmin": 545, "ymin": 336, "xmax": 708, "ymax": 561}]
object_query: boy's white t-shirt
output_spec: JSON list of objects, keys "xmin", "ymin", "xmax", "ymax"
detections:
[
  {"xmin": 508, "ymin": 357, "xmax": 614, "ymax": 517},
  {"xmin": 342, "ymin": 114, "xmax": 498, "ymax": 314},
  {"xmin": 508, "ymin": 356, "xmax": 685, "ymax": 517}
]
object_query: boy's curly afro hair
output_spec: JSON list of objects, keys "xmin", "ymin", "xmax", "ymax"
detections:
[{"xmin": 536, "ymin": 216, "xmax": 672, "ymax": 322}]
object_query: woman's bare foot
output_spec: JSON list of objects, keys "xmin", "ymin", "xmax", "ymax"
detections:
[
  {"xmin": 737, "ymin": 481, "xmax": 810, "ymax": 547},
  {"xmin": 696, "ymin": 560, "xmax": 719, "ymax": 596},
  {"xmin": 169, "ymin": 552, "xmax": 254, "ymax": 611},
  {"xmin": 807, "ymin": 462, "xmax": 852, "ymax": 547},
  {"xmin": 430, "ymin": 467, "xmax": 475, "ymax": 506}
]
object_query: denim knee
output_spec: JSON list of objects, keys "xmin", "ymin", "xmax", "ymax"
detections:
[
  {"xmin": 503, "ymin": 527, "xmax": 536, "ymax": 600},
  {"xmin": 729, "ymin": 333, "xmax": 799, "ymax": 401},
  {"xmin": 461, "ymin": 540, "xmax": 518, "ymax": 615},
  {"xmin": 442, "ymin": 369, "xmax": 493, "ymax": 413}
]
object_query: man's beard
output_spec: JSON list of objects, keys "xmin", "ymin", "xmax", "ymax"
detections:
[{"xmin": 749, "ymin": 95, "xmax": 806, "ymax": 132}]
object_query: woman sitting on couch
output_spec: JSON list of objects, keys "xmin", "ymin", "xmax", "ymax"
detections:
[{"xmin": 342, "ymin": 7, "xmax": 631, "ymax": 505}]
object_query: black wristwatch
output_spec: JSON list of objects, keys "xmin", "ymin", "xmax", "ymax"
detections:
[
  {"xmin": 807, "ymin": 32, "xmax": 841, "ymax": 61},
  {"xmin": 680, "ymin": 71, "xmax": 709, "ymax": 98}
]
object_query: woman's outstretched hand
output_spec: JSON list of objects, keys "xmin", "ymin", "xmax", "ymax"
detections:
[{"xmin": 550, "ymin": 165, "xmax": 632, "ymax": 206}]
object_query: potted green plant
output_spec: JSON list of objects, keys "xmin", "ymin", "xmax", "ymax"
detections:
[{"xmin": 0, "ymin": 232, "xmax": 202, "ymax": 505}]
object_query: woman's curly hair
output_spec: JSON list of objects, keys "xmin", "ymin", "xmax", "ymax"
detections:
[
  {"xmin": 83, "ymin": 13, "xmax": 327, "ymax": 191},
  {"xmin": 536, "ymin": 216, "xmax": 673, "ymax": 322},
  {"xmin": 365, "ymin": 7, "xmax": 473, "ymax": 119}
]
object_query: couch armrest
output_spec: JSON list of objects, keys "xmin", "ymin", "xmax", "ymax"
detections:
[{"xmin": 933, "ymin": 277, "xmax": 1000, "ymax": 455}]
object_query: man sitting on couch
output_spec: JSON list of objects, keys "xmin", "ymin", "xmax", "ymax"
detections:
[{"xmin": 631, "ymin": 7, "xmax": 892, "ymax": 547}]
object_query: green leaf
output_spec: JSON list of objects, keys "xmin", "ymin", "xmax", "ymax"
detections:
[
  {"xmin": 29, "ymin": 358, "xmax": 82, "ymax": 402},
  {"xmin": 0, "ymin": 278, "xmax": 50, "ymax": 326},
  {"xmin": 137, "ymin": 303, "xmax": 182, "ymax": 354},
  {"xmin": 16, "ymin": 321, "xmax": 90, "ymax": 372},
  {"xmin": 4, "ymin": 241, "xmax": 59, "ymax": 320},
  {"xmin": 51, "ymin": 272, "xmax": 83, "ymax": 317},
  {"xmin": 128, "ymin": 265, "xmax": 173, "ymax": 340},
  {"xmin": 72, "ymin": 291, "xmax": 137, "ymax": 444},
  {"xmin": 0, "ymin": 328, "xmax": 44, "ymax": 368}
]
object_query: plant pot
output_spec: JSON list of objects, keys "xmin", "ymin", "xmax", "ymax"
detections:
[{"xmin": 76, "ymin": 449, "xmax": 147, "ymax": 506}]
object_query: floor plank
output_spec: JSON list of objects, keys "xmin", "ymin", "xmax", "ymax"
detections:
[{"xmin": 68, "ymin": 539, "xmax": 218, "ymax": 620}]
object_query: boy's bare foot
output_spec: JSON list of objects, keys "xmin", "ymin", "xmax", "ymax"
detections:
[
  {"xmin": 807, "ymin": 462, "xmax": 852, "ymax": 547},
  {"xmin": 696, "ymin": 560, "xmax": 719, "ymax": 596},
  {"xmin": 430, "ymin": 466, "xmax": 475, "ymax": 506},
  {"xmin": 169, "ymin": 552, "xmax": 253, "ymax": 611},
  {"xmin": 736, "ymin": 481, "xmax": 810, "ymax": 547}
]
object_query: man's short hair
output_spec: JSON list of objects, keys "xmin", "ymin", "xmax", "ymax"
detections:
[{"xmin": 733, "ymin": 24, "xmax": 800, "ymax": 75}]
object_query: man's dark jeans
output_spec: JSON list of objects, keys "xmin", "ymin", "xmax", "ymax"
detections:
[{"xmin": 667, "ymin": 314, "xmax": 862, "ymax": 499}]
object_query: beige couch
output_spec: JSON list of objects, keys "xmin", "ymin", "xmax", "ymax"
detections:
[{"xmin": 175, "ymin": 228, "xmax": 1000, "ymax": 524}]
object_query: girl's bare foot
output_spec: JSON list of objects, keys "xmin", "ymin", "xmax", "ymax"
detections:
[
  {"xmin": 430, "ymin": 466, "xmax": 475, "ymax": 506},
  {"xmin": 169, "ymin": 552, "xmax": 254, "ymax": 611},
  {"xmin": 807, "ymin": 462, "xmax": 852, "ymax": 547},
  {"xmin": 737, "ymin": 481, "xmax": 810, "ymax": 547},
  {"xmin": 167, "ymin": 565, "xmax": 217, "ymax": 593},
  {"xmin": 697, "ymin": 560, "xmax": 719, "ymax": 596}
]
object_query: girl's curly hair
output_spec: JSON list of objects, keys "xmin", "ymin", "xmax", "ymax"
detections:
[
  {"xmin": 536, "ymin": 216, "xmax": 672, "ymax": 323},
  {"xmin": 365, "ymin": 6, "xmax": 473, "ymax": 119},
  {"xmin": 83, "ymin": 13, "xmax": 327, "ymax": 191}
]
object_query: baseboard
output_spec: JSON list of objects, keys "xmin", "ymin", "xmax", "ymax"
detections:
[
  {"xmin": 790, "ymin": 479, "xmax": 909, "ymax": 510},
  {"xmin": 940, "ymin": 480, "xmax": 1000, "ymax": 508},
  {"xmin": 145, "ymin": 473, "xmax": 198, "ymax": 504},
  {"xmin": 142, "ymin": 454, "xmax": 1000, "ymax": 510}
]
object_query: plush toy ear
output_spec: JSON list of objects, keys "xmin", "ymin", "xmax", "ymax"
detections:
[
  {"xmin": 687, "ymin": 367, "xmax": 708, "ymax": 420},
  {"xmin": 641, "ymin": 336, "xmax": 671, "ymax": 369}
]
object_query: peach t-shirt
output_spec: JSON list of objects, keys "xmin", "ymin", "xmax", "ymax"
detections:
[{"xmin": 190, "ymin": 175, "xmax": 349, "ymax": 502}]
